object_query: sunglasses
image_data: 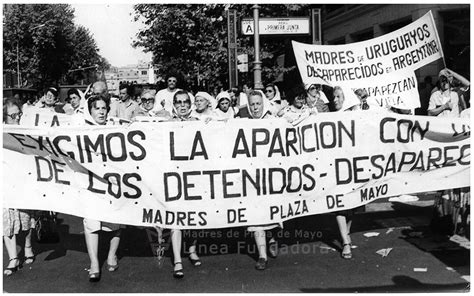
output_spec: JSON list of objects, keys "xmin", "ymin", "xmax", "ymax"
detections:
[
  {"xmin": 141, "ymin": 98, "xmax": 155, "ymax": 103},
  {"xmin": 7, "ymin": 112, "xmax": 23, "ymax": 120},
  {"xmin": 265, "ymin": 89, "xmax": 274, "ymax": 93},
  {"xmin": 174, "ymin": 100, "xmax": 190, "ymax": 105},
  {"xmin": 309, "ymin": 86, "xmax": 321, "ymax": 91}
]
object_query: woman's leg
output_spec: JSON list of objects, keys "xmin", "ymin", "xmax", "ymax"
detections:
[
  {"xmin": 336, "ymin": 215, "xmax": 352, "ymax": 258},
  {"xmin": 336, "ymin": 215, "xmax": 350, "ymax": 244},
  {"xmin": 346, "ymin": 218, "xmax": 353, "ymax": 242},
  {"xmin": 3, "ymin": 235, "xmax": 20, "ymax": 269},
  {"xmin": 170, "ymin": 229, "xmax": 184, "ymax": 278},
  {"xmin": 84, "ymin": 231, "xmax": 100, "ymax": 273},
  {"xmin": 170, "ymin": 229, "xmax": 183, "ymax": 267},
  {"xmin": 254, "ymin": 229, "xmax": 267, "ymax": 260},
  {"xmin": 23, "ymin": 229, "xmax": 35, "ymax": 264},
  {"xmin": 188, "ymin": 238, "xmax": 200, "ymax": 262},
  {"xmin": 107, "ymin": 229, "xmax": 121, "ymax": 267}
]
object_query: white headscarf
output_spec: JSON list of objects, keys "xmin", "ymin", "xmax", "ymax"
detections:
[{"xmin": 194, "ymin": 91, "xmax": 216, "ymax": 109}]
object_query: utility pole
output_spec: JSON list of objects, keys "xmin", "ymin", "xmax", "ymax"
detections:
[
  {"xmin": 16, "ymin": 41, "xmax": 20, "ymax": 87},
  {"xmin": 252, "ymin": 4, "xmax": 263, "ymax": 90}
]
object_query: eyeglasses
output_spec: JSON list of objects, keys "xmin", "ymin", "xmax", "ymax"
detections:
[
  {"xmin": 141, "ymin": 98, "xmax": 155, "ymax": 103},
  {"xmin": 7, "ymin": 112, "xmax": 23, "ymax": 120}
]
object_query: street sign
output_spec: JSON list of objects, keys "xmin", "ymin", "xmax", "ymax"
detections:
[{"xmin": 241, "ymin": 17, "xmax": 310, "ymax": 35}]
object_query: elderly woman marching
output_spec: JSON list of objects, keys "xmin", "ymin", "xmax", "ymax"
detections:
[
  {"xmin": 159, "ymin": 90, "xmax": 202, "ymax": 279},
  {"xmin": 3, "ymin": 98, "xmax": 36, "ymax": 276},
  {"xmin": 190, "ymin": 91, "xmax": 217, "ymax": 121},
  {"xmin": 214, "ymin": 91, "xmax": 237, "ymax": 119},
  {"xmin": 237, "ymin": 90, "xmax": 280, "ymax": 270},
  {"xmin": 331, "ymin": 86, "xmax": 368, "ymax": 259},
  {"xmin": 82, "ymin": 94, "xmax": 123, "ymax": 282}
]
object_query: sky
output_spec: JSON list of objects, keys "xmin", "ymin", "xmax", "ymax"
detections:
[{"xmin": 71, "ymin": 4, "xmax": 152, "ymax": 67}]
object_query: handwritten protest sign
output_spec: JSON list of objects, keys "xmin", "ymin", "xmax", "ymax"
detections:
[
  {"xmin": 3, "ymin": 112, "xmax": 469, "ymax": 229},
  {"xmin": 292, "ymin": 11, "xmax": 443, "ymax": 109}
]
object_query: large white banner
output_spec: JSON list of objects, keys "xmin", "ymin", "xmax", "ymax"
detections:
[
  {"xmin": 292, "ymin": 11, "xmax": 443, "ymax": 110},
  {"xmin": 3, "ymin": 112, "xmax": 469, "ymax": 229}
]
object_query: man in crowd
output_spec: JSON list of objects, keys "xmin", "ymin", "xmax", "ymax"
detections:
[
  {"xmin": 427, "ymin": 70, "xmax": 460, "ymax": 117},
  {"xmin": 84, "ymin": 80, "xmax": 108, "ymax": 98},
  {"xmin": 154, "ymin": 74, "xmax": 181, "ymax": 114},
  {"xmin": 109, "ymin": 83, "xmax": 139, "ymax": 120}
]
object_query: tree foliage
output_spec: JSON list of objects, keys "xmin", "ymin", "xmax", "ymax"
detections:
[
  {"xmin": 3, "ymin": 4, "xmax": 109, "ymax": 90},
  {"xmin": 133, "ymin": 4, "xmax": 311, "ymax": 92}
]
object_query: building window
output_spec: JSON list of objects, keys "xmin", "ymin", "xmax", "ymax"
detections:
[{"xmin": 141, "ymin": 70, "xmax": 147, "ymax": 75}]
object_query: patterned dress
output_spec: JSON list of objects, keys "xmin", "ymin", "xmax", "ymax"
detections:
[{"xmin": 3, "ymin": 208, "xmax": 35, "ymax": 237}]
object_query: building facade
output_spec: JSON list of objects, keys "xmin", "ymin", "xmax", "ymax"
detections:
[{"xmin": 105, "ymin": 61, "xmax": 157, "ymax": 94}]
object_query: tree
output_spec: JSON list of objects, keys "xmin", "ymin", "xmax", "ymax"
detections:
[
  {"xmin": 65, "ymin": 25, "xmax": 111, "ymax": 85},
  {"xmin": 133, "ymin": 4, "xmax": 312, "ymax": 93},
  {"xmin": 3, "ymin": 4, "xmax": 109, "ymax": 90}
]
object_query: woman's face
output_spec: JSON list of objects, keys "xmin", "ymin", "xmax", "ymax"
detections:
[
  {"xmin": 140, "ymin": 93, "xmax": 155, "ymax": 111},
  {"xmin": 194, "ymin": 96, "xmax": 209, "ymax": 112},
  {"xmin": 44, "ymin": 91, "xmax": 57, "ymax": 106},
  {"xmin": 5, "ymin": 105, "xmax": 22, "ymax": 125},
  {"xmin": 306, "ymin": 91, "xmax": 320, "ymax": 104},
  {"xmin": 293, "ymin": 95, "xmax": 305, "ymax": 109},
  {"xmin": 333, "ymin": 89, "xmax": 345, "ymax": 110},
  {"xmin": 174, "ymin": 93, "xmax": 191, "ymax": 116},
  {"xmin": 218, "ymin": 99, "xmax": 231, "ymax": 112},
  {"xmin": 69, "ymin": 93, "xmax": 81, "ymax": 109},
  {"xmin": 264, "ymin": 86, "xmax": 275, "ymax": 99},
  {"xmin": 91, "ymin": 100, "xmax": 108, "ymax": 125}
]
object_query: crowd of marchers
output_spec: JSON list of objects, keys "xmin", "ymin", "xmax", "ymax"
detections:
[{"xmin": 3, "ymin": 68, "xmax": 470, "ymax": 282}]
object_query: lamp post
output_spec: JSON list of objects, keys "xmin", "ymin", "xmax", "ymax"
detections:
[{"xmin": 252, "ymin": 4, "xmax": 263, "ymax": 90}]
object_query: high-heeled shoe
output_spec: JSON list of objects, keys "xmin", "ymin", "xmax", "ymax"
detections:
[
  {"xmin": 24, "ymin": 246, "xmax": 36, "ymax": 265},
  {"xmin": 4, "ymin": 258, "xmax": 21, "ymax": 276},
  {"xmin": 88, "ymin": 270, "xmax": 101, "ymax": 282},
  {"xmin": 173, "ymin": 262, "xmax": 184, "ymax": 279},
  {"xmin": 255, "ymin": 257, "xmax": 267, "ymax": 270},
  {"xmin": 189, "ymin": 252, "xmax": 202, "ymax": 267},
  {"xmin": 341, "ymin": 243, "xmax": 352, "ymax": 259},
  {"xmin": 106, "ymin": 256, "xmax": 119, "ymax": 272}
]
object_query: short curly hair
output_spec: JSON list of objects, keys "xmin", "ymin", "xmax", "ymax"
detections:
[{"xmin": 87, "ymin": 94, "xmax": 111, "ymax": 114}]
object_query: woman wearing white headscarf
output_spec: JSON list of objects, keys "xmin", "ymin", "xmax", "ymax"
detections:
[
  {"xmin": 82, "ymin": 94, "xmax": 123, "ymax": 282},
  {"xmin": 264, "ymin": 83, "xmax": 287, "ymax": 115},
  {"xmin": 214, "ymin": 91, "xmax": 237, "ymax": 119},
  {"xmin": 190, "ymin": 91, "xmax": 217, "ymax": 120}
]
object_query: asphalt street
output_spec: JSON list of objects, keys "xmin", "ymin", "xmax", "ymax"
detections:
[{"xmin": 3, "ymin": 193, "xmax": 470, "ymax": 293}]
